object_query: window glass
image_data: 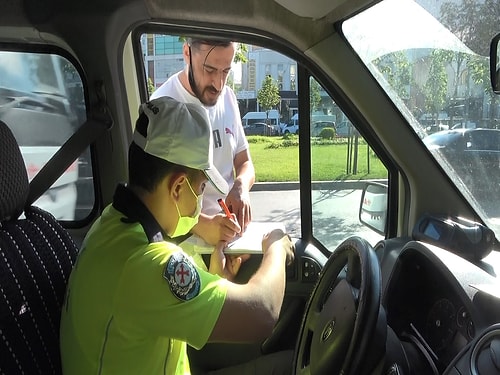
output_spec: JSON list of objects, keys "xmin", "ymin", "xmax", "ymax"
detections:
[
  {"xmin": 309, "ymin": 77, "xmax": 387, "ymax": 248},
  {"xmin": 0, "ymin": 50, "xmax": 93, "ymax": 221},
  {"xmin": 343, "ymin": 0, "xmax": 500, "ymax": 236},
  {"xmin": 139, "ymin": 34, "xmax": 388, "ymax": 250}
]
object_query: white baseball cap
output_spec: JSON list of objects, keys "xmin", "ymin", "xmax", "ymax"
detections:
[{"xmin": 132, "ymin": 96, "xmax": 229, "ymax": 195}]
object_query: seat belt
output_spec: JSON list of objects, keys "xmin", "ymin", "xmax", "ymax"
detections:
[{"xmin": 25, "ymin": 111, "xmax": 113, "ymax": 209}]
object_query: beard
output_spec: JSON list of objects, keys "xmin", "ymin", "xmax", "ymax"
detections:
[
  {"xmin": 198, "ymin": 85, "xmax": 221, "ymax": 107},
  {"xmin": 188, "ymin": 64, "xmax": 221, "ymax": 107}
]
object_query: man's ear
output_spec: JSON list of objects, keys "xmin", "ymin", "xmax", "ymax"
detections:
[
  {"xmin": 183, "ymin": 43, "xmax": 191, "ymax": 64},
  {"xmin": 168, "ymin": 172, "xmax": 187, "ymax": 200}
]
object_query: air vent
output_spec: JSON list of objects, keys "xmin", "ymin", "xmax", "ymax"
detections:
[{"xmin": 470, "ymin": 325, "xmax": 500, "ymax": 374}]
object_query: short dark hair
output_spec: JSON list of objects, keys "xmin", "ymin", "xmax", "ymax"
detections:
[
  {"xmin": 187, "ymin": 37, "xmax": 233, "ymax": 49},
  {"xmin": 128, "ymin": 113, "xmax": 198, "ymax": 192}
]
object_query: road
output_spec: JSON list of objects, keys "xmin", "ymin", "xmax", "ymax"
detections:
[{"xmin": 249, "ymin": 186, "xmax": 384, "ymax": 251}]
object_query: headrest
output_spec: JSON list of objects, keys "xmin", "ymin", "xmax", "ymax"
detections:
[{"xmin": 0, "ymin": 120, "xmax": 29, "ymax": 221}]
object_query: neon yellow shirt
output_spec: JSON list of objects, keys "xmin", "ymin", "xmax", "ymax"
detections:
[{"xmin": 60, "ymin": 203, "xmax": 228, "ymax": 374}]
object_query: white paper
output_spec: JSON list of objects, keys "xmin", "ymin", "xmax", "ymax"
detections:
[{"xmin": 179, "ymin": 221, "xmax": 286, "ymax": 254}]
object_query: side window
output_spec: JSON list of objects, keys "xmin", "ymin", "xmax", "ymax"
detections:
[
  {"xmin": 471, "ymin": 130, "xmax": 498, "ymax": 151},
  {"xmin": 309, "ymin": 77, "xmax": 388, "ymax": 249},
  {"xmin": 0, "ymin": 50, "xmax": 94, "ymax": 221},
  {"xmin": 138, "ymin": 33, "xmax": 387, "ymax": 250}
]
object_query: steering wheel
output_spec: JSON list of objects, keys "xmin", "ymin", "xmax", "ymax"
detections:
[{"xmin": 294, "ymin": 236, "xmax": 386, "ymax": 375}]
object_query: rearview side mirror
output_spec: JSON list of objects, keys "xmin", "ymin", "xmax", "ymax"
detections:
[
  {"xmin": 359, "ymin": 182, "xmax": 388, "ymax": 235},
  {"xmin": 491, "ymin": 33, "xmax": 500, "ymax": 94}
]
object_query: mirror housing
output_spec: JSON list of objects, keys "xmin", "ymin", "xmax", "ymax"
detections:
[
  {"xmin": 491, "ymin": 33, "xmax": 500, "ymax": 94},
  {"xmin": 359, "ymin": 181, "xmax": 388, "ymax": 235}
]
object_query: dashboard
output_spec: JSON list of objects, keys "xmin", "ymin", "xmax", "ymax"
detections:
[
  {"xmin": 385, "ymin": 249, "xmax": 474, "ymax": 370},
  {"xmin": 377, "ymin": 240, "xmax": 500, "ymax": 374}
]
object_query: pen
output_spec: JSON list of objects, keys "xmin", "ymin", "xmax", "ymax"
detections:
[{"xmin": 217, "ymin": 198, "xmax": 232, "ymax": 218}]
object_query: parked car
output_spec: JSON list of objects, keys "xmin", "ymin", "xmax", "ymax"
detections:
[
  {"xmin": 423, "ymin": 128, "xmax": 500, "ymax": 195},
  {"xmin": 311, "ymin": 120, "xmax": 335, "ymax": 136},
  {"xmin": 422, "ymin": 128, "xmax": 500, "ymax": 152},
  {"xmin": 2, "ymin": 0, "xmax": 500, "ymax": 374},
  {"xmin": 287, "ymin": 115, "xmax": 337, "ymax": 136},
  {"xmin": 451, "ymin": 121, "xmax": 477, "ymax": 130},
  {"xmin": 243, "ymin": 122, "xmax": 278, "ymax": 136},
  {"xmin": 283, "ymin": 122, "xmax": 299, "ymax": 134},
  {"xmin": 335, "ymin": 120, "xmax": 355, "ymax": 137},
  {"xmin": 284, "ymin": 113, "xmax": 300, "ymax": 134},
  {"xmin": 426, "ymin": 122, "xmax": 450, "ymax": 134}
]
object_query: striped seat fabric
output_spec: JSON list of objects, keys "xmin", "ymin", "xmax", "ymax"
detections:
[{"xmin": 0, "ymin": 120, "xmax": 78, "ymax": 374}]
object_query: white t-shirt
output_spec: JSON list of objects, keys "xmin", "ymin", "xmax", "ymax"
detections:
[{"xmin": 150, "ymin": 72, "xmax": 249, "ymax": 214}]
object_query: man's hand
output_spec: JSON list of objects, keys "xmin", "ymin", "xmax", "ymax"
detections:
[
  {"xmin": 225, "ymin": 186, "xmax": 252, "ymax": 232},
  {"xmin": 192, "ymin": 213, "xmax": 241, "ymax": 246},
  {"xmin": 209, "ymin": 241, "xmax": 250, "ymax": 281},
  {"xmin": 262, "ymin": 229, "xmax": 295, "ymax": 266},
  {"xmin": 229, "ymin": 151, "xmax": 255, "ymax": 232}
]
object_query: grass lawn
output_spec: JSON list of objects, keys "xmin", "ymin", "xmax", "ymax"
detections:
[{"xmin": 247, "ymin": 135, "xmax": 387, "ymax": 182}]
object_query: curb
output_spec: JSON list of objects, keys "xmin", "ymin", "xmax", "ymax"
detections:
[{"xmin": 250, "ymin": 179, "xmax": 387, "ymax": 191}]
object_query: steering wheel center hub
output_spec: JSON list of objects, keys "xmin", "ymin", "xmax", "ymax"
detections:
[{"xmin": 321, "ymin": 320, "xmax": 336, "ymax": 342}]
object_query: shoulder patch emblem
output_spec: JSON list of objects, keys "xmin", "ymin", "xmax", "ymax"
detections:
[{"xmin": 163, "ymin": 252, "xmax": 200, "ymax": 301}]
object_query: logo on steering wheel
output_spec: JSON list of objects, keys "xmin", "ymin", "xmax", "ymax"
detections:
[{"xmin": 321, "ymin": 319, "xmax": 336, "ymax": 342}]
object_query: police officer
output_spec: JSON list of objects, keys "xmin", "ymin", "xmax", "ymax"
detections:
[{"xmin": 60, "ymin": 96, "xmax": 295, "ymax": 374}]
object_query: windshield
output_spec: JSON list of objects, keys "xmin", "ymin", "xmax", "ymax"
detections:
[{"xmin": 343, "ymin": 0, "xmax": 500, "ymax": 235}]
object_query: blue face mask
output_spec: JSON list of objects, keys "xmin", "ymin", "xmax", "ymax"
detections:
[{"xmin": 170, "ymin": 178, "xmax": 203, "ymax": 238}]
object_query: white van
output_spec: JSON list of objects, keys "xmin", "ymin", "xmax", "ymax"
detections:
[
  {"xmin": 242, "ymin": 111, "xmax": 266, "ymax": 126},
  {"xmin": 241, "ymin": 109, "xmax": 280, "ymax": 126}
]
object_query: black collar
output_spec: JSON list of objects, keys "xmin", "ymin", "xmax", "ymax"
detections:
[
  {"xmin": 112, "ymin": 183, "xmax": 165, "ymax": 243},
  {"xmin": 112, "ymin": 183, "xmax": 192, "ymax": 245}
]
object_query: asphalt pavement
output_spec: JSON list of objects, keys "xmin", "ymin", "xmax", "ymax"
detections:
[{"xmin": 249, "ymin": 182, "xmax": 384, "ymax": 250}]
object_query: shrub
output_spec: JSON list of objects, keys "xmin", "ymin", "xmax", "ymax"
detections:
[
  {"xmin": 282, "ymin": 132, "xmax": 297, "ymax": 140},
  {"xmin": 245, "ymin": 135, "xmax": 270, "ymax": 144},
  {"xmin": 319, "ymin": 127, "xmax": 336, "ymax": 139},
  {"xmin": 281, "ymin": 138, "xmax": 299, "ymax": 147}
]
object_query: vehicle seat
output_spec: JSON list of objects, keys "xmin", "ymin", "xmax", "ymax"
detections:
[{"xmin": 0, "ymin": 120, "xmax": 78, "ymax": 374}]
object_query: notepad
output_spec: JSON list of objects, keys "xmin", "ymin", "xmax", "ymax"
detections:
[{"xmin": 180, "ymin": 221, "xmax": 286, "ymax": 254}]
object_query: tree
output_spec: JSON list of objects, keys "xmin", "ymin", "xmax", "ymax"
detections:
[
  {"xmin": 147, "ymin": 77, "xmax": 155, "ymax": 96},
  {"xmin": 440, "ymin": 0, "xmax": 500, "ymax": 126},
  {"xmin": 234, "ymin": 43, "xmax": 248, "ymax": 64},
  {"xmin": 257, "ymin": 75, "xmax": 281, "ymax": 125},
  {"xmin": 374, "ymin": 51, "xmax": 412, "ymax": 100},
  {"xmin": 440, "ymin": 0, "xmax": 499, "ymax": 56},
  {"xmin": 310, "ymin": 78, "xmax": 322, "ymax": 112},
  {"xmin": 257, "ymin": 75, "xmax": 281, "ymax": 135},
  {"xmin": 423, "ymin": 50, "xmax": 448, "ymax": 124},
  {"xmin": 469, "ymin": 53, "xmax": 498, "ymax": 127}
]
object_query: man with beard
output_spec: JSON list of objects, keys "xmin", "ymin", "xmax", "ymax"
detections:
[{"xmin": 151, "ymin": 38, "xmax": 255, "ymax": 246}]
